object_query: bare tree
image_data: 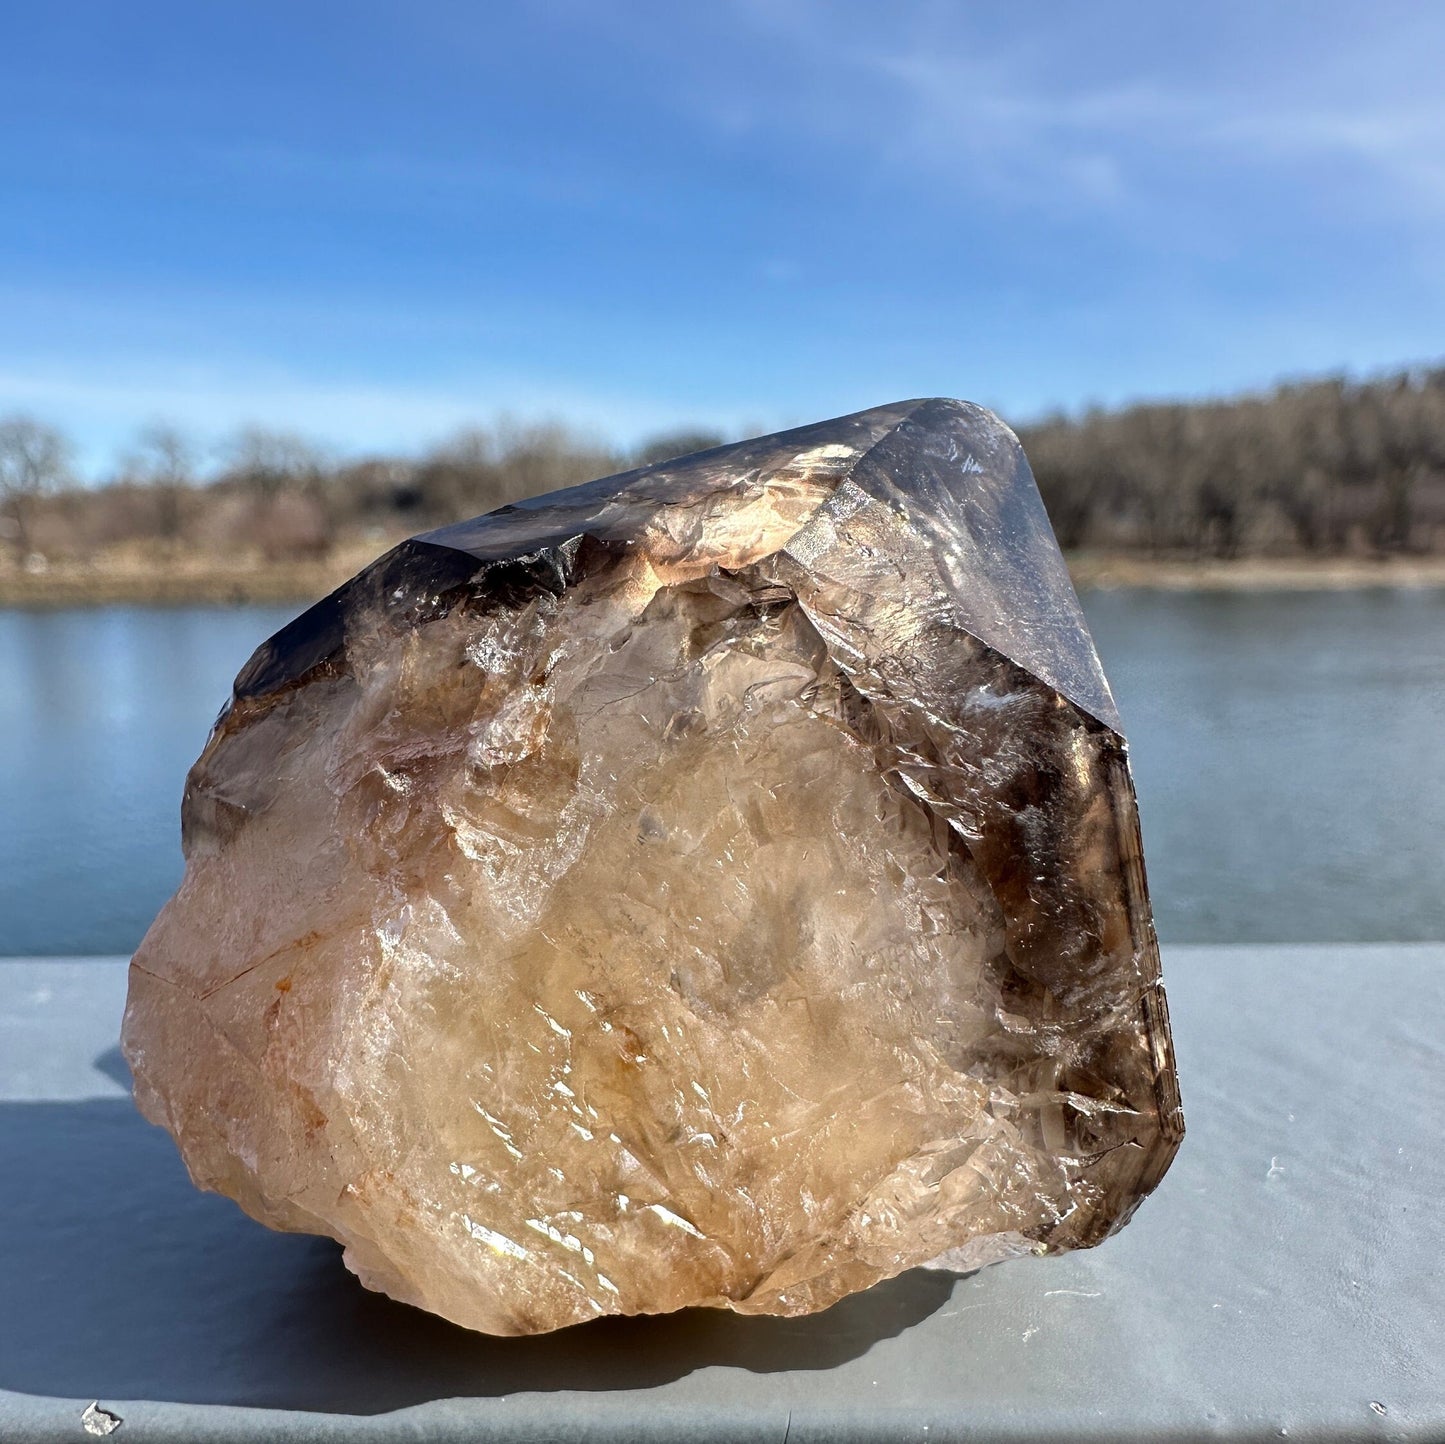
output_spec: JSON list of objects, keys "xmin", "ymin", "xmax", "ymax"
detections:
[
  {"xmin": 217, "ymin": 425, "xmax": 338, "ymax": 556},
  {"xmin": 414, "ymin": 426, "xmax": 500, "ymax": 520},
  {"xmin": 415, "ymin": 421, "xmax": 621, "ymax": 523},
  {"xmin": 491, "ymin": 418, "xmax": 619, "ymax": 502},
  {"xmin": 222, "ymin": 425, "xmax": 326, "ymax": 501},
  {"xmin": 634, "ymin": 428, "xmax": 727, "ymax": 467},
  {"xmin": 130, "ymin": 421, "xmax": 197, "ymax": 543},
  {"xmin": 0, "ymin": 415, "xmax": 71, "ymax": 561}
]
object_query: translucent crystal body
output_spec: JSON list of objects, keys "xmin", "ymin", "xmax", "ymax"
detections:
[{"xmin": 122, "ymin": 399, "xmax": 1183, "ymax": 1336}]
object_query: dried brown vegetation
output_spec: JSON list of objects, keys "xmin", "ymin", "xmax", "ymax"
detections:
[{"xmin": 4, "ymin": 370, "xmax": 1445, "ymax": 601}]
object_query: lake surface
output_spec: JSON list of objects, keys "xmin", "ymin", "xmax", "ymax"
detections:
[{"xmin": 2, "ymin": 590, "xmax": 1442, "ymax": 955}]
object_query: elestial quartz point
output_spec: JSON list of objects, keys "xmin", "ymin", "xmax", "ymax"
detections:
[{"xmin": 122, "ymin": 399, "xmax": 1183, "ymax": 1337}]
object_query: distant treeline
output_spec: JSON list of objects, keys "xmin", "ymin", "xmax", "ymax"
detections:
[
  {"xmin": 0, "ymin": 419, "xmax": 724, "ymax": 566},
  {"xmin": 1022, "ymin": 369, "xmax": 1445, "ymax": 557},
  {"xmin": 4, "ymin": 367, "xmax": 1445, "ymax": 564}
]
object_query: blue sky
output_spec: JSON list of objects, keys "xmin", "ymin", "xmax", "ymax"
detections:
[{"xmin": 4, "ymin": 0, "xmax": 1445, "ymax": 476}]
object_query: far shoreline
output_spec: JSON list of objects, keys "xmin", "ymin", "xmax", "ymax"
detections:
[
  {"xmin": 3, "ymin": 546, "xmax": 1445, "ymax": 608},
  {"xmin": 1066, "ymin": 553, "xmax": 1445, "ymax": 592}
]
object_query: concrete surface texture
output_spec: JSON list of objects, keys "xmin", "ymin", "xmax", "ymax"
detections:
[{"xmin": 0, "ymin": 945, "xmax": 1441, "ymax": 1442}]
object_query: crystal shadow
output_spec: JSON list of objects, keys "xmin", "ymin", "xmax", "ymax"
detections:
[{"xmin": 0, "ymin": 1095, "xmax": 958, "ymax": 1415}]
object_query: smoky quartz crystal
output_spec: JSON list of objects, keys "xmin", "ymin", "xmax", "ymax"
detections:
[{"xmin": 122, "ymin": 399, "xmax": 1183, "ymax": 1336}]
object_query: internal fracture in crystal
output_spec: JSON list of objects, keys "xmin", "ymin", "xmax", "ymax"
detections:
[{"xmin": 122, "ymin": 399, "xmax": 1183, "ymax": 1336}]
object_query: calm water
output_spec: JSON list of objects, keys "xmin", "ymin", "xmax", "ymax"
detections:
[{"xmin": 2, "ymin": 591, "xmax": 1442, "ymax": 955}]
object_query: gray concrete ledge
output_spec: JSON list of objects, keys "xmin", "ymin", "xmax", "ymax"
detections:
[{"xmin": 1, "ymin": 945, "xmax": 1442, "ymax": 1442}]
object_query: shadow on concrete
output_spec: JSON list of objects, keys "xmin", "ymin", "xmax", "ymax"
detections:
[
  {"xmin": 0, "ymin": 1094, "xmax": 960, "ymax": 1413},
  {"xmin": 91, "ymin": 1044, "xmax": 131, "ymax": 1092}
]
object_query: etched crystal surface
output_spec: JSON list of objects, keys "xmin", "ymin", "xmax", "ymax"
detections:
[{"xmin": 122, "ymin": 399, "xmax": 1183, "ymax": 1336}]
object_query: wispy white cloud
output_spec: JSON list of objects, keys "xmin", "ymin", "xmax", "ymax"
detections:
[
  {"xmin": 1208, "ymin": 103, "xmax": 1445, "ymax": 211},
  {"xmin": 850, "ymin": 53, "xmax": 1145, "ymax": 208},
  {"xmin": 700, "ymin": 0, "xmax": 1445, "ymax": 220}
]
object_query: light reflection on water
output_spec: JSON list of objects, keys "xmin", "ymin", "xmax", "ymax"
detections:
[{"xmin": 1, "ymin": 589, "xmax": 1441, "ymax": 955}]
